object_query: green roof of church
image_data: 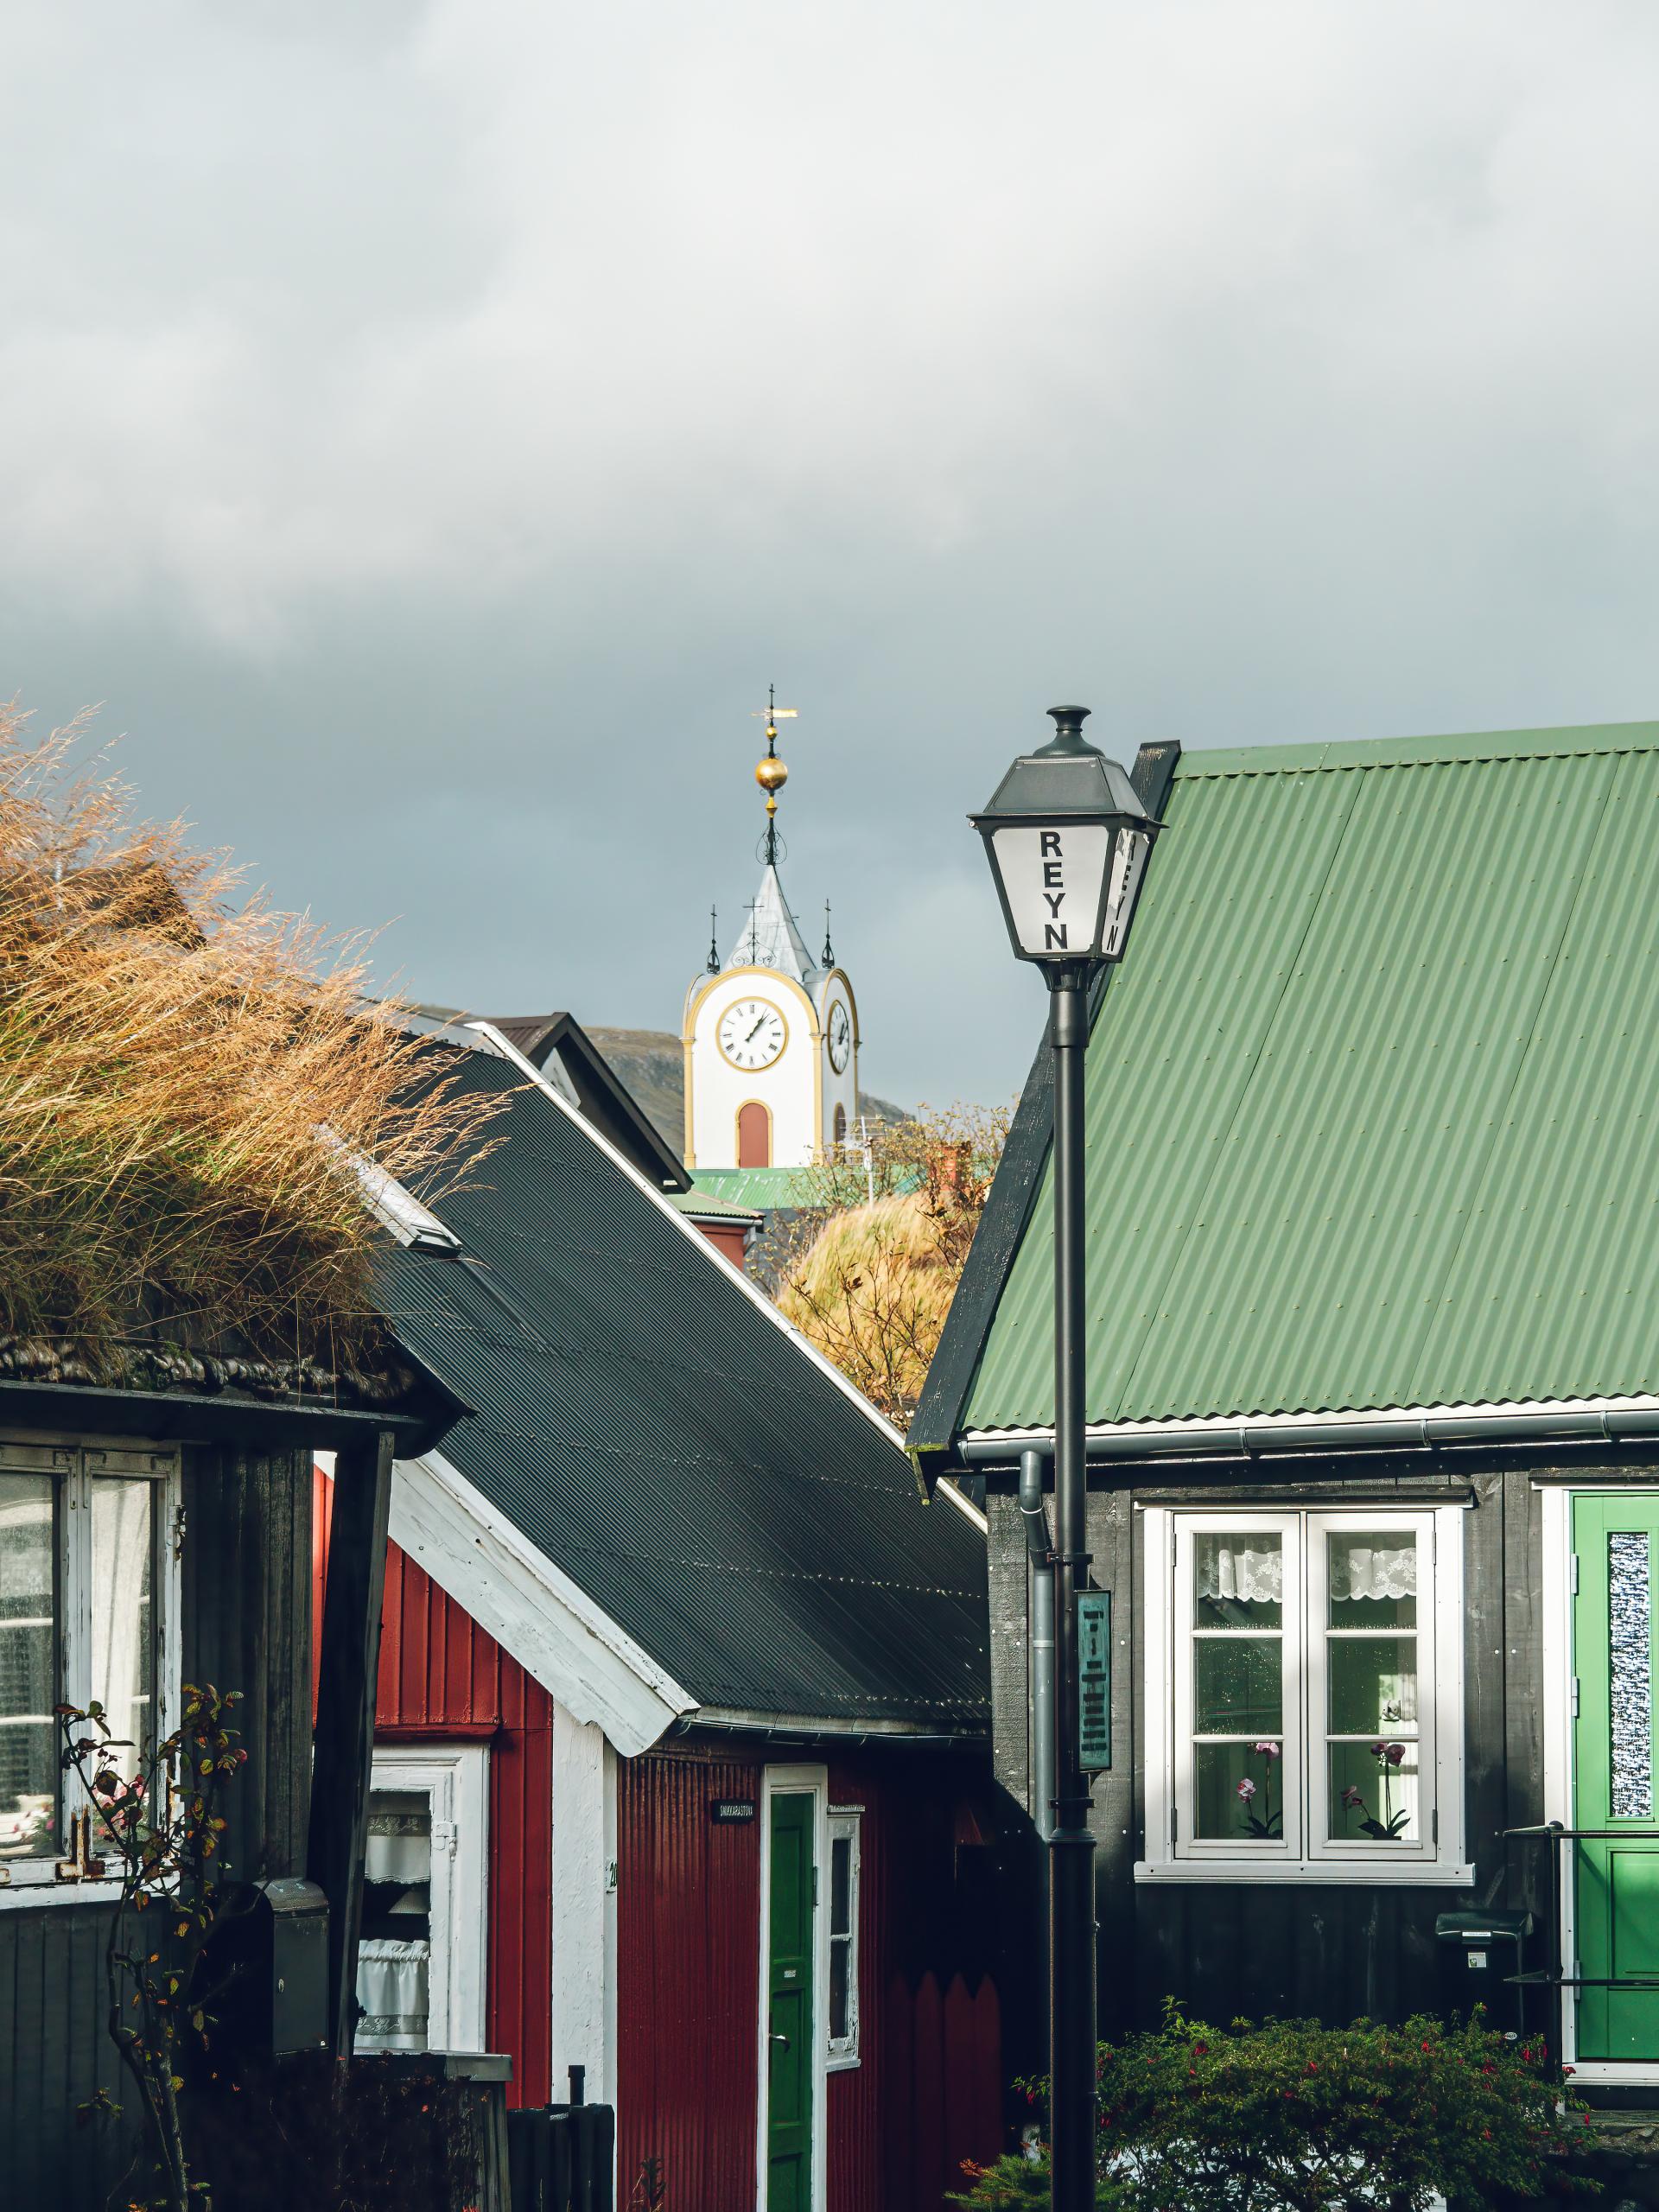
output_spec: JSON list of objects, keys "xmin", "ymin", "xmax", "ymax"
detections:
[
  {"xmin": 690, "ymin": 1166, "xmax": 812, "ymax": 1211},
  {"xmin": 931, "ymin": 721, "xmax": 1659, "ymax": 1435}
]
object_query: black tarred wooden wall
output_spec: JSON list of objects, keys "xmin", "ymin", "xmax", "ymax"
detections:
[
  {"xmin": 0, "ymin": 1437, "xmax": 313, "ymax": 2208},
  {"xmin": 982, "ymin": 1447, "xmax": 1600, "ymax": 2075}
]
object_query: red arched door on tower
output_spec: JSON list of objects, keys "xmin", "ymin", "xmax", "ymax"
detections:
[{"xmin": 737, "ymin": 1102, "xmax": 771, "ymax": 1168}]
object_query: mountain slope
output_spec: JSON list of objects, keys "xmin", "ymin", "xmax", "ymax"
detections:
[{"xmin": 586, "ymin": 1027, "xmax": 907, "ymax": 1158}]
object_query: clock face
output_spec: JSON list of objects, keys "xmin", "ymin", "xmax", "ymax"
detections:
[
  {"xmin": 826, "ymin": 1000, "xmax": 851, "ymax": 1074},
  {"xmin": 717, "ymin": 996, "xmax": 787, "ymax": 1071}
]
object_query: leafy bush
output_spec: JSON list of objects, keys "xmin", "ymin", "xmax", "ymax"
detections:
[{"xmin": 956, "ymin": 2003, "xmax": 1595, "ymax": 2212}]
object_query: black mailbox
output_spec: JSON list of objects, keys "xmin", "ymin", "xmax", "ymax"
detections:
[
  {"xmin": 205, "ymin": 1877, "xmax": 330, "ymax": 2057},
  {"xmin": 1434, "ymin": 1907, "xmax": 1533, "ymax": 2033}
]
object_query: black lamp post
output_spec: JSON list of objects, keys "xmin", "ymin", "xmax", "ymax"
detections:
[{"xmin": 971, "ymin": 706, "xmax": 1162, "ymax": 2212}]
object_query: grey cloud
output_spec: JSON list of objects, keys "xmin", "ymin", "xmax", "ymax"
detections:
[{"xmin": 5, "ymin": 1, "xmax": 1659, "ymax": 1102}]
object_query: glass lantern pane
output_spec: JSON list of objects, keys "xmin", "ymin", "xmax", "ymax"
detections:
[
  {"xmin": 1194, "ymin": 1533, "xmax": 1283, "ymax": 1629},
  {"xmin": 988, "ymin": 823, "xmax": 1110, "ymax": 959},
  {"xmin": 1327, "ymin": 1637, "xmax": 1418, "ymax": 1735},
  {"xmin": 0, "ymin": 1476, "xmax": 56, "ymax": 1860},
  {"xmin": 1194, "ymin": 1638, "xmax": 1281, "ymax": 1736},
  {"xmin": 1328, "ymin": 1530, "xmax": 1417, "ymax": 1629},
  {"xmin": 1330, "ymin": 1740, "xmax": 1421, "ymax": 1843}
]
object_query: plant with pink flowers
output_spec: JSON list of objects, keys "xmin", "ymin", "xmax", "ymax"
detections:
[
  {"xmin": 1236, "ymin": 1740, "xmax": 1282, "ymax": 1839},
  {"xmin": 1340, "ymin": 1740, "xmax": 1413, "ymax": 1840}
]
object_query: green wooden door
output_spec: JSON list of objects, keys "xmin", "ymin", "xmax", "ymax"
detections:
[
  {"xmin": 766, "ymin": 1792, "xmax": 816, "ymax": 2212},
  {"xmin": 1574, "ymin": 1493, "xmax": 1659, "ymax": 2060}
]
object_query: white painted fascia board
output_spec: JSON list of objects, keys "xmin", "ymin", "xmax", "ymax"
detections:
[
  {"xmin": 964, "ymin": 1392, "xmax": 1659, "ymax": 1453},
  {"xmin": 467, "ymin": 1019, "xmax": 985, "ymax": 1537},
  {"xmin": 389, "ymin": 1449, "xmax": 696, "ymax": 1758}
]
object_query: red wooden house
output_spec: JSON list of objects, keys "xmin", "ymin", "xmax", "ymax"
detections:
[{"xmin": 317, "ymin": 1016, "xmax": 1001, "ymax": 2211}]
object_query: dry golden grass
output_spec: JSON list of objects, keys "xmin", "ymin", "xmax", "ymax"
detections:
[
  {"xmin": 773, "ymin": 1103, "xmax": 1011, "ymax": 1426},
  {"xmin": 0, "ymin": 702, "xmax": 503, "ymax": 1378},
  {"xmin": 777, "ymin": 1192, "xmax": 964, "ymax": 1426}
]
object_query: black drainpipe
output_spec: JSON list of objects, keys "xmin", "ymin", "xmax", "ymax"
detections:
[{"xmin": 1018, "ymin": 1446, "xmax": 1055, "ymax": 1844}]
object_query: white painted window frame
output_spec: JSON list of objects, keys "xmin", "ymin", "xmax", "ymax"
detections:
[
  {"xmin": 825, "ymin": 1808, "xmax": 862, "ymax": 2072},
  {"xmin": 1140, "ymin": 1504, "xmax": 1470, "ymax": 1885},
  {"xmin": 753, "ymin": 1764, "xmax": 829, "ymax": 2212},
  {"xmin": 1170, "ymin": 1510, "xmax": 1303, "ymax": 1867},
  {"xmin": 359, "ymin": 1744, "xmax": 489, "ymax": 2052},
  {"xmin": 0, "ymin": 1438, "xmax": 181, "ymax": 1903}
]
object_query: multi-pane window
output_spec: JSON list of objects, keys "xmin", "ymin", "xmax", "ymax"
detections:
[
  {"xmin": 826, "ymin": 1809, "xmax": 861, "ymax": 2068},
  {"xmin": 0, "ymin": 1441, "xmax": 176, "ymax": 1884},
  {"xmin": 1145, "ymin": 1509, "xmax": 1463, "ymax": 1879}
]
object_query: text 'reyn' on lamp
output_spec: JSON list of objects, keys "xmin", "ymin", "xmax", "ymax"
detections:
[{"xmin": 969, "ymin": 705, "xmax": 1162, "ymax": 969}]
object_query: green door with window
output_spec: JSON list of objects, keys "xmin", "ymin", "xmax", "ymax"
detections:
[
  {"xmin": 766, "ymin": 1792, "xmax": 816, "ymax": 2212},
  {"xmin": 1573, "ymin": 1493, "xmax": 1659, "ymax": 2060}
]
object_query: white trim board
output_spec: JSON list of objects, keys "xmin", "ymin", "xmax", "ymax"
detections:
[
  {"xmin": 386, "ymin": 1449, "xmax": 696, "ymax": 1758},
  {"xmin": 467, "ymin": 1021, "xmax": 985, "ymax": 1535}
]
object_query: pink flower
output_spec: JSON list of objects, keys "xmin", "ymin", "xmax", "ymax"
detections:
[
  {"xmin": 1383, "ymin": 1743, "xmax": 1407, "ymax": 1767},
  {"xmin": 1341, "ymin": 1784, "xmax": 1363, "ymax": 1809},
  {"xmin": 1236, "ymin": 1777, "xmax": 1257, "ymax": 1802},
  {"xmin": 1251, "ymin": 1742, "xmax": 1281, "ymax": 1762}
]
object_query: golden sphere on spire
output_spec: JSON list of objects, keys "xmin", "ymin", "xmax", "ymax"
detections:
[{"xmin": 756, "ymin": 753, "xmax": 788, "ymax": 797}]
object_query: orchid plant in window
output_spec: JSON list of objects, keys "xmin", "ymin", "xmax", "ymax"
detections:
[
  {"xmin": 1235, "ymin": 1741, "xmax": 1282, "ymax": 1839},
  {"xmin": 1341, "ymin": 1739, "xmax": 1412, "ymax": 1840}
]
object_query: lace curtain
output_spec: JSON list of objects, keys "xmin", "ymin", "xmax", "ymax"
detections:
[
  {"xmin": 1196, "ymin": 1535, "xmax": 1419, "ymax": 1605},
  {"xmin": 357, "ymin": 1939, "xmax": 429, "ymax": 2050},
  {"xmin": 1196, "ymin": 1541, "xmax": 1282, "ymax": 1605},
  {"xmin": 1330, "ymin": 1539, "xmax": 1417, "ymax": 1603}
]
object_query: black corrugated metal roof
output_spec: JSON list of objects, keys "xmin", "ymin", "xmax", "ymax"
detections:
[{"xmin": 378, "ymin": 1044, "xmax": 988, "ymax": 1732}]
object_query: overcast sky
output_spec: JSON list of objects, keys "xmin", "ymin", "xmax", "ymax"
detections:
[{"xmin": 6, "ymin": 2, "xmax": 1659, "ymax": 1107}]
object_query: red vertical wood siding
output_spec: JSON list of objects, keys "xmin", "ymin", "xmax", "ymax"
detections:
[
  {"xmin": 617, "ymin": 1744, "xmax": 1001, "ymax": 2212},
  {"xmin": 617, "ymin": 1746, "xmax": 766, "ymax": 2212},
  {"xmin": 311, "ymin": 1465, "xmax": 552, "ymax": 2107}
]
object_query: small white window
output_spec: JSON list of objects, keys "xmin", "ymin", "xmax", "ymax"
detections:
[
  {"xmin": 826, "ymin": 1809, "xmax": 861, "ymax": 2069},
  {"xmin": 0, "ymin": 1440, "xmax": 180, "ymax": 1890},
  {"xmin": 1140, "ymin": 1507, "xmax": 1468, "ymax": 1885},
  {"xmin": 356, "ymin": 1746, "xmax": 488, "ymax": 2053}
]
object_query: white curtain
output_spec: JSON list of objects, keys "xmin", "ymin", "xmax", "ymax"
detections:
[
  {"xmin": 357, "ymin": 1939, "xmax": 430, "ymax": 2050},
  {"xmin": 1196, "ymin": 1541, "xmax": 1282, "ymax": 1605},
  {"xmin": 1330, "ymin": 1539, "xmax": 1417, "ymax": 1603}
]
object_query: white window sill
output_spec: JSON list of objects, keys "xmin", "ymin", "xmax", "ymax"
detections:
[
  {"xmin": 0, "ymin": 1875, "xmax": 128, "ymax": 1910},
  {"xmin": 1135, "ymin": 1859, "xmax": 1475, "ymax": 1887},
  {"xmin": 826, "ymin": 2050, "xmax": 861, "ymax": 2074}
]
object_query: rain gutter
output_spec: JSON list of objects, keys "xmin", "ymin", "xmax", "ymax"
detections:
[{"xmin": 955, "ymin": 1401, "xmax": 1659, "ymax": 1473}]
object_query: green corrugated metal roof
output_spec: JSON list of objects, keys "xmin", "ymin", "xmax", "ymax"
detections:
[
  {"xmin": 690, "ymin": 1167, "xmax": 811, "ymax": 1210},
  {"xmin": 667, "ymin": 1187, "xmax": 764, "ymax": 1224},
  {"xmin": 963, "ymin": 721, "xmax": 1659, "ymax": 1431}
]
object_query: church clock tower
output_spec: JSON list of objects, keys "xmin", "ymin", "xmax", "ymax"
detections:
[{"xmin": 683, "ymin": 696, "xmax": 860, "ymax": 1172}]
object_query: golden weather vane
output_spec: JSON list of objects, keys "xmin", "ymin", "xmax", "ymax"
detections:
[{"xmin": 751, "ymin": 683, "xmax": 798, "ymax": 863}]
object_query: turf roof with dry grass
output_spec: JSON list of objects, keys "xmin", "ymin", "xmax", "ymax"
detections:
[{"xmin": 0, "ymin": 704, "xmax": 505, "ymax": 1398}]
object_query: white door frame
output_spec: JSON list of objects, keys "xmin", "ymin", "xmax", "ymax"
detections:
[
  {"xmin": 1540, "ymin": 1483, "xmax": 1659, "ymax": 2085},
  {"xmin": 753, "ymin": 1763, "xmax": 830, "ymax": 2212},
  {"xmin": 366, "ymin": 1743, "xmax": 490, "ymax": 2052}
]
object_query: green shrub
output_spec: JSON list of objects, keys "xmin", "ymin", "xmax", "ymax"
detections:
[{"xmin": 955, "ymin": 2003, "xmax": 1594, "ymax": 2212}]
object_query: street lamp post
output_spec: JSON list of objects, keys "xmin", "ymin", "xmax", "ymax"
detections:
[{"xmin": 971, "ymin": 706, "xmax": 1163, "ymax": 2212}]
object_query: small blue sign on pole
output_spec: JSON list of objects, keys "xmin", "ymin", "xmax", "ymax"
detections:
[{"xmin": 1078, "ymin": 1590, "xmax": 1112, "ymax": 1771}]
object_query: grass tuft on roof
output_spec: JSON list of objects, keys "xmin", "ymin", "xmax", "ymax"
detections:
[{"xmin": 0, "ymin": 703, "xmax": 504, "ymax": 1382}]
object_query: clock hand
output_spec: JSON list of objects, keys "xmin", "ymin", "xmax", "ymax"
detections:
[{"xmin": 745, "ymin": 1014, "xmax": 766, "ymax": 1041}]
